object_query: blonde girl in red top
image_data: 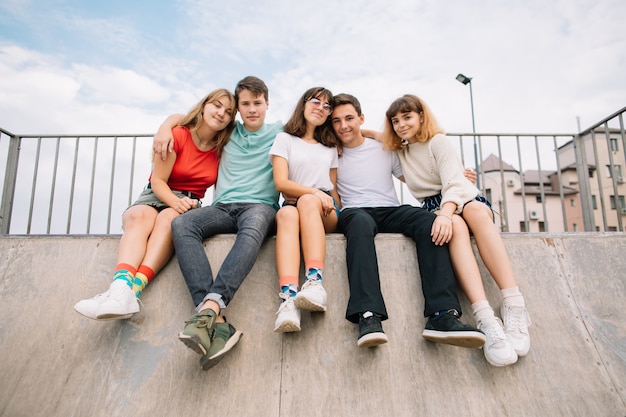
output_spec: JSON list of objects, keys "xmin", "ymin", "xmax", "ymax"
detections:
[{"xmin": 74, "ymin": 88, "xmax": 236, "ymax": 321}]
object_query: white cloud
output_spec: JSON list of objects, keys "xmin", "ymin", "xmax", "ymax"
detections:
[{"xmin": 1, "ymin": 0, "xmax": 625, "ymax": 136}]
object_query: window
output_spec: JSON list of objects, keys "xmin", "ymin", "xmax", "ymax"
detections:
[
  {"xmin": 570, "ymin": 199, "xmax": 576, "ymax": 207},
  {"xmin": 573, "ymin": 223, "xmax": 578, "ymax": 232},
  {"xmin": 611, "ymin": 137, "xmax": 619, "ymax": 152},
  {"xmin": 485, "ymin": 188, "xmax": 492, "ymax": 203},
  {"xmin": 605, "ymin": 164, "xmax": 622, "ymax": 178},
  {"xmin": 592, "ymin": 195, "xmax": 597, "ymax": 210},
  {"xmin": 519, "ymin": 221, "xmax": 527, "ymax": 232},
  {"xmin": 609, "ymin": 195, "xmax": 626, "ymax": 210},
  {"xmin": 536, "ymin": 195, "xmax": 543, "ymax": 203},
  {"xmin": 538, "ymin": 221, "xmax": 546, "ymax": 232}
]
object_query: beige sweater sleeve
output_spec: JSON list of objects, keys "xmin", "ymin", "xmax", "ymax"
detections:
[{"xmin": 399, "ymin": 134, "xmax": 479, "ymax": 213}]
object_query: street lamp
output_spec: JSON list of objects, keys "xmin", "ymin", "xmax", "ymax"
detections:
[{"xmin": 456, "ymin": 73, "xmax": 479, "ymax": 189}]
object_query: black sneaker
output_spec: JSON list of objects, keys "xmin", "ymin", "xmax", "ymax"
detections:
[
  {"xmin": 357, "ymin": 312, "xmax": 389, "ymax": 348},
  {"xmin": 422, "ymin": 309, "xmax": 485, "ymax": 348}
]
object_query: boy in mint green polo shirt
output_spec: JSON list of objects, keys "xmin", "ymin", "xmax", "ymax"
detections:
[{"xmin": 153, "ymin": 76, "xmax": 282, "ymax": 370}]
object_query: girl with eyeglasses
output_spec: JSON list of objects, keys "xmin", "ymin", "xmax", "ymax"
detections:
[{"xmin": 269, "ymin": 87, "xmax": 340, "ymax": 332}]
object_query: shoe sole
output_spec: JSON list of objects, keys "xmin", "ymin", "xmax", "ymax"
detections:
[
  {"xmin": 294, "ymin": 295, "xmax": 326, "ymax": 312},
  {"xmin": 274, "ymin": 321, "xmax": 301, "ymax": 332},
  {"xmin": 484, "ymin": 349, "xmax": 518, "ymax": 367},
  {"xmin": 357, "ymin": 332, "xmax": 389, "ymax": 348},
  {"xmin": 73, "ymin": 307, "xmax": 100, "ymax": 321},
  {"xmin": 200, "ymin": 330, "xmax": 243, "ymax": 370},
  {"xmin": 178, "ymin": 333, "xmax": 208, "ymax": 356},
  {"xmin": 95, "ymin": 312, "xmax": 136, "ymax": 320},
  {"xmin": 422, "ymin": 330, "xmax": 486, "ymax": 348}
]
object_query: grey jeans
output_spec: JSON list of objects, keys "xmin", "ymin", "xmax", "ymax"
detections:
[{"xmin": 171, "ymin": 202, "xmax": 276, "ymax": 310}]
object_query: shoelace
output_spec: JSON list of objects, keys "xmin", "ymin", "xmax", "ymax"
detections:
[
  {"xmin": 92, "ymin": 291, "xmax": 110, "ymax": 301},
  {"xmin": 302, "ymin": 279, "xmax": 322, "ymax": 290},
  {"xmin": 503, "ymin": 305, "xmax": 529, "ymax": 334},
  {"xmin": 479, "ymin": 318, "xmax": 508, "ymax": 347},
  {"xmin": 277, "ymin": 298, "xmax": 296, "ymax": 314},
  {"xmin": 185, "ymin": 314, "xmax": 213, "ymax": 328},
  {"xmin": 109, "ymin": 284, "xmax": 129, "ymax": 301}
]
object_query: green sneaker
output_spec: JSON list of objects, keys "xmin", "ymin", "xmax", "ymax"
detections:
[
  {"xmin": 199, "ymin": 319, "xmax": 243, "ymax": 370},
  {"xmin": 178, "ymin": 309, "xmax": 217, "ymax": 356}
]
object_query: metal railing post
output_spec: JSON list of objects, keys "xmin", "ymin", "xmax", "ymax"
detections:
[{"xmin": 0, "ymin": 133, "xmax": 21, "ymax": 234}]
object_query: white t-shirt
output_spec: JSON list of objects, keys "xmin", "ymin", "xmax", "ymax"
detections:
[
  {"xmin": 269, "ymin": 132, "xmax": 338, "ymax": 192},
  {"xmin": 337, "ymin": 138, "xmax": 403, "ymax": 209}
]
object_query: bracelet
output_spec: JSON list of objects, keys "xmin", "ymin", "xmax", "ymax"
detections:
[{"xmin": 437, "ymin": 214, "xmax": 452, "ymax": 221}]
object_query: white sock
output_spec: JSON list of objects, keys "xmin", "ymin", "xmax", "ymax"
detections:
[
  {"xmin": 501, "ymin": 286, "xmax": 525, "ymax": 307},
  {"xmin": 472, "ymin": 299, "xmax": 495, "ymax": 322}
]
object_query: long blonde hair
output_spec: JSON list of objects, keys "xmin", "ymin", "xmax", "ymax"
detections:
[
  {"xmin": 383, "ymin": 94, "xmax": 444, "ymax": 150},
  {"xmin": 177, "ymin": 88, "xmax": 237, "ymax": 155}
]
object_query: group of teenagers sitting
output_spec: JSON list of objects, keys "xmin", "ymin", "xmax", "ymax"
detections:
[{"xmin": 74, "ymin": 75, "xmax": 531, "ymax": 370}]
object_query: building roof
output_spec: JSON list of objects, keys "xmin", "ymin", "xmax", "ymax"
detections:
[{"xmin": 480, "ymin": 154, "xmax": 519, "ymax": 173}]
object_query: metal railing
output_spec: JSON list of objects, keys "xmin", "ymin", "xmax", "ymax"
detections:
[{"xmin": 1, "ymin": 106, "xmax": 625, "ymax": 235}]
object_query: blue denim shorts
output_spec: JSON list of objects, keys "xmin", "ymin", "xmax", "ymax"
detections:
[{"xmin": 281, "ymin": 190, "xmax": 340, "ymax": 218}]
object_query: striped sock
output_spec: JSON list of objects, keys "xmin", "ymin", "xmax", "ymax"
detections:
[
  {"xmin": 113, "ymin": 263, "xmax": 137, "ymax": 288},
  {"xmin": 132, "ymin": 265, "xmax": 154, "ymax": 297}
]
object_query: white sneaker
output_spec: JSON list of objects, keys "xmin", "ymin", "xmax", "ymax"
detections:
[
  {"xmin": 74, "ymin": 290, "xmax": 111, "ymax": 320},
  {"xmin": 477, "ymin": 316, "xmax": 518, "ymax": 366},
  {"xmin": 95, "ymin": 280, "xmax": 140, "ymax": 320},
  {"xmin": 500, "ymin": 303, "xmax": 531, "ymax": 356},
  {"xmin": 273, "ymin": 294, "xmax": 301, "ymax": 332},
  {"xmin": 294, "ymin": 279, "xmax": 327, "ymax": 312}
]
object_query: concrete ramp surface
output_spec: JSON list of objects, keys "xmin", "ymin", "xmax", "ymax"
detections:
[{"xmin": 0, "ymin": 234, "xmax": 625, "ymax": 417}]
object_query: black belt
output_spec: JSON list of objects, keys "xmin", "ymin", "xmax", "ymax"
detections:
[{"xmin": 146, "ymin": 183, "xmax": 201, "ymax": 200}]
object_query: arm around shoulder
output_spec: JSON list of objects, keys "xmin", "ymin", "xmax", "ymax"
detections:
[{"xmin": 153, "ymin": 114, "xmax": 184, "ymax": 161}]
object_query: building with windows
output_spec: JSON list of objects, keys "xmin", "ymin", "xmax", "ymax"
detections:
[
  {"xmin": 481, "ymin": 128, "xmax": 626, "ymax": 233},
  {"xmin": 480, "ymin": 154, "xmax": 578, "ymax": 233},
  {"xmin": 557, "ymin": 128, "xmax": 626, "ymax": 232}
]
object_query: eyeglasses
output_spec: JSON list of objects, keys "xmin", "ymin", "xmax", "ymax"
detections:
[{"xmin": 307, "ymin": 97, "xmax": 332, "ymax": 114}]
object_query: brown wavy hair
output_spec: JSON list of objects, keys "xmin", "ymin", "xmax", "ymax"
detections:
[{"xmin": 283, "ymin": 87, "xmax": 337, "ymax": 148}]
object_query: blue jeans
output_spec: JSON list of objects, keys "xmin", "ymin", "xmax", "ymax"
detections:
[{"xmin": 171, "ymin": 202, "xmax": 277, "ymax": 310}]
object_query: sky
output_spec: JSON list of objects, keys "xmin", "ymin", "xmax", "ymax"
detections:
[{"xmin": 1, "ymin": 0, "xmax": 625, "ymax": 138}]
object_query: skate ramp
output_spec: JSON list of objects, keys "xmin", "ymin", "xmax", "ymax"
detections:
[{"xmin": 0, "ymin": 233, "xmax": 624, "ymax": 417}]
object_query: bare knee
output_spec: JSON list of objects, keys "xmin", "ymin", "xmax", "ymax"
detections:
[
  {"xmin": 296, "ymin": 194, "xmax": 321, "ymax": 214},
  {"xmin": 153, "ymin": 208, "xmax": 179, "ymax": 231},
  {"xmin": 276, "ymin": 206, "xmax": 299, "ymax": 230},
  {"xmin": 462, "ymin": 201, "xmax": 493, "ymax": 224},
  {"xmin": 122, "ymin": 205, "xmax": 157, "ymax": 229}
]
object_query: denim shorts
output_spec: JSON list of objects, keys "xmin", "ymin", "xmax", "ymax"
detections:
[
  {"xmin": 130, "ymin": 185, "xmax": 202, "ymax": 212},
  {"xmin": 421, "ymin": 193, "xmax": 493, "ymax": 219},
  {"xmin": 281, "ymin": 190, "xmax": 340, "ymax": 218}
]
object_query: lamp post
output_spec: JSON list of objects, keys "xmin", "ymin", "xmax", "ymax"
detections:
[{"xmin": 456, "ymin": 73, "xmax": 479, "ymax": 189}]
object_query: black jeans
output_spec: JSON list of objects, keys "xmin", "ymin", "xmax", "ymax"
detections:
[{"xmin": 337, "ymin": 205, "xmax": 461, "ymax": 323}]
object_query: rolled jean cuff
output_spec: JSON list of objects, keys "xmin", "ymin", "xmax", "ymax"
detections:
[{"xmin": 197, "ymin": 293, "xmax": 226, "ymax": 312}]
